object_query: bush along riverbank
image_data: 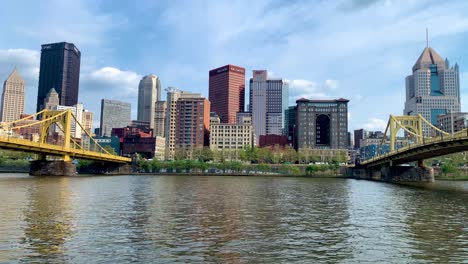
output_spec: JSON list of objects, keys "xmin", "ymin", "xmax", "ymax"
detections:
[
  {"xmin": 137, "ymin": 160, "xmax": 345, "ymax": 177},
  {"xmin": 0, "ymin": 158, "xmax": 30, "ymax": 172},
  {"xmin": 433, "ymin": 165, "xmax": 468, "ymax": 180}
]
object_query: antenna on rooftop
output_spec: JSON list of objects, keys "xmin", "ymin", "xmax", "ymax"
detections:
[{"xmin": 426, "ymin": 28, "xmax": 429, "ymax": 48}]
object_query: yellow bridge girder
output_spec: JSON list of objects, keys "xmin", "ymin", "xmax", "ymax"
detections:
[
  {"xmin": 374, "ymin": 114, "xmax": 452, "ymax": 159},
  {"xmin": 0, "ymin": 109, "xmax": 131, "ymax": 163}
]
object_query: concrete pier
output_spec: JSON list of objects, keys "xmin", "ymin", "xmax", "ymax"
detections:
[
  {"xmin": 349, "ymin": 165, "xmax": 434, "ymax": 182},
  {"xmin": 30, "ymin": 160, "xmax": 77, "ymax": 176}
]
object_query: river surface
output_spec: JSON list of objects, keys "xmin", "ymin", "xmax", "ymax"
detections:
[{"xmin": 0, "ymin": 174, "xmax": 467, "ymax": 263}]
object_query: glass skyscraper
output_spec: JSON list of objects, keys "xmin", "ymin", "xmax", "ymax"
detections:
[
  {"xmin": 36, "ymin": 42, "xmax": 81, "ymax": 112},
  {"xmin": 404, "ymin": 46, "xmax": 460, "ymax": 134},
  {"xmin": 137, "ymin": 74, "xmax": 161, "ymax": 130}
]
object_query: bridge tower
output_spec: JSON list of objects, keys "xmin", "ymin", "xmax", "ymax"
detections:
[
  {"xmin": 39, "ymin": 109, "xmax": 73, "ymax": 161},
  {"xmin": 387, "ymin": 115, "xmax": 423, "ymax": 152},
  {"xmin": 30, "ymin": 109, "xmax": 77, "ymax": 176}
]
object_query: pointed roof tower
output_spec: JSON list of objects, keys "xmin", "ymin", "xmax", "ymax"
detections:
[
  {"xmin": 412, "ymin": 47, "xmax": 445, "ymax": 72},
  {"xmin": 4, "ymin": 67, "xmax": 24, "ymax": 83},
  {"xmin": 46, "ymin": 88, "xmax": 59, "ymax": 97}
]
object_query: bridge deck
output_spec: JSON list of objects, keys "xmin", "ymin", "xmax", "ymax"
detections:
[
  {"xmin": 0, "ymin": 136, "xmax": 131, "ymax": 163},
  {"xmin": 362, "ymin": 134, "xmax": 468, "ymax": 167}
]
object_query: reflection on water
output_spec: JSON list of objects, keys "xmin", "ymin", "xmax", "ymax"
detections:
[
  {"xmin": 21, "ymin": 177, "xmax": 74, "ymax": 262},
  {"xmin": 0, "ymin": 174, "xmax": 467, "ymax": 263}
]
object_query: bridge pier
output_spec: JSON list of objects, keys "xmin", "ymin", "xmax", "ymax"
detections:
[
  {"xmin": 349, "ymin": 165, "xmax": 434, "ymax": 182},
  {"xmin": 30, "ymin": 160, "xmax": 77, "ymax": 176}
]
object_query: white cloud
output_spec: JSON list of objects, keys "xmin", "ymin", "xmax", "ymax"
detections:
[
  {"xmin": 82, "ymin": 67, "xmax": 141, "ymax": 95},
  {"xmin": 324, "ymin": 79, "xmax": 339, "ymax": 90},
  {"xmin": 363, "ymin": 118, "xmax": 387, "ymax": 131},
  {"xmin": 286, "ymin": 78, "xmax": 337, "ymax": 104},
  {"xmin": 80, "ymin": 67, "xmax": 142, "ymax": 121},
  {"xmin": 0, "ymin": 49, "xmax": 39, "ymax": 81}
]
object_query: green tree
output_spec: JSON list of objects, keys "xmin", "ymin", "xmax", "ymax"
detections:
[
  {"xmin": 441, "ymin": 162, "xmax": 457, "ymax": 177},
  {"xmin": 195, "ymin": 147, "xmax": 214, "ymax": 162},
  {"xmin": 306, "ymin": 165, "xmax": 318, "ymax": 176},
  {"xmin": 281, "ymin": 146, "xmax": 297, "ymax": 163},
  {"xmin": 174, "ymin": 148, "xmax": 188, "ymax": 161},
  {"xmin": 139, "ymin": 160, "xmax": 151, "ymax": 172}
]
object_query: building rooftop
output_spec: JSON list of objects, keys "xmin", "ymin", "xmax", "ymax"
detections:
[
  {"xmin": 296, "ymin": 98, "xmax": 349, "ymax": 103},
  {"xmin": 412, "ymin": 47, "xmax": 445, "ymax": 71}
]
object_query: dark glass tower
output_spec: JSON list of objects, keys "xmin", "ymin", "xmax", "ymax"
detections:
[{"xmin": 36, "ymin": 42, "xmax": 81, "ymax": 112}]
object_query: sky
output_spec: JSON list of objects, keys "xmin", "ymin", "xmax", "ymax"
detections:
[{"xmin": 1, "ymin": 0, "xmax": 468, "ymax": 132}]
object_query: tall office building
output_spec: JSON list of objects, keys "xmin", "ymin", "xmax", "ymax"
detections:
[
  {"xmin": 154, "ymin": 101, "xmax": 166, "ymax": 137},
  {"xmin": 1, "ymin": 68, "xmax": 25, "ymax": 122},
  {"xmin": 404, "ymin": 45, "xmax": 460, "ymax": 134},
  {"xmin": 164, "ymin": 87, "xmax": 203, "ymax": 160},
  {"xmin": 209, "ymin": 64, "xmax": 245, "ymax": 124},
  {"xmin": 100, "ymin": 99, "xmax": 131, "ymax": 137},
  {"xmin": 285, "ymin": 105, "xmax": 297, "ymax": 148},
  {"xmin": 36, "ymin": 42, "xmax": 81, "ymax": 112},
  {"xmin": 82, "ymin": 110, "xmax": 93, "ymax": 134},
  {"xmin": 354, "ymin": 129, "xmax": 366, "ymax": 149},
  {"xmin": 137, "ymin": 75, "xmax": 161, "ymax": 129},
  {"xmin": 249, "ymin": 70, "xmax": 289, "ymax": 144},
  {"xmin": 175, "ymin": 96, "xmax": 210, "ymax": 158},
  {"xmin": 296, "ymin": 98, "xmax": 349, "ymax": 150}
]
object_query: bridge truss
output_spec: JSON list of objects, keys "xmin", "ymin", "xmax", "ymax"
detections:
[
  {"xmin": 0, "ymin": 109, "xmax": 130, "ymax": 163},
  {"xmin": 361, "ymin": 114, "xmax": 468, "ymax": 166}
]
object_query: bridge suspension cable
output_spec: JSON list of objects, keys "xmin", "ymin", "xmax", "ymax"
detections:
[{"xmin": 374, "ymin": 114, "xmax": 452, "ymax": 159}]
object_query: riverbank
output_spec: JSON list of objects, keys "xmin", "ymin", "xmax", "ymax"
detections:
[
  {"xmin": 435, "ymin": 175, "xmax": 468, "ymax": 181},
  {"xmin": 132, "ymin": 172, "xmax": 346, "ymax": 178}
]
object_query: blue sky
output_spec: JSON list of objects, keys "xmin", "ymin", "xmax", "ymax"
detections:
[{"xmin": 1, "ymin": 0, "xmax": 468, "ymax": 131}]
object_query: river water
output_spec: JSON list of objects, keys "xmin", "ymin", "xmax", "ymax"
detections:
[{"xmin": 0, "ymin": 174, "xmax": 467, "ymax": 263}]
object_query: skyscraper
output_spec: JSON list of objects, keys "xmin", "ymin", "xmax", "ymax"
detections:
[
  {"xmin": 404, "ymin": 45, "xmax": 460, "ymax": 133},
  {"xmin": 137, "ymin": 74, "xmax": 161, "ymax": 129},
  {"xmin": 100, "ymin": 99, "xmax": 131, "ymax": 137},
  {"xmin": 249, "ymin": 70, "xmax": 289, "ymax": 144},
  {"xmin": 1, "ymin": 68, "xmax": 25, "ymax": 122},
  {"xmin": 175, "ymin": 96, "xmax": 210, "ymax": 158},
  {"xmin": 296, "ymin": 98, "xmax": 349, "ymax": 150},
  {"xmin": 154, "ymin": 101, "xmax": 166, "ymax": 137},
  {"xmin": 164, "ymin": 88, "xmax": 203, "ymax": 160},
  {"xmin": 82, "ymin": 110, "xmax": 94, "ymax": 134},
  {"xmin": 36, "ymin": 42, "xmax": 81, "ymax": 112},
  {"xmin": 209, "ymin": 64, "xmax": 245, "ymax": 123}
]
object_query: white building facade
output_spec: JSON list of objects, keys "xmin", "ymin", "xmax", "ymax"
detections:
[{"xmin": 209, "ymin": 114, "xmax": 254, "ymax": 161}]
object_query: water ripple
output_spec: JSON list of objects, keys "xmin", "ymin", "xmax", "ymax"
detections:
[{"xmin": 0, "ymin": 174, "xmax": 467, "ymax": 263}]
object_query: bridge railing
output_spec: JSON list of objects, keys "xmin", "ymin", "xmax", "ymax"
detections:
[
  {"xmin": 362, "ymin": 128, "xmax": 468, "ymax": 165},
  {"xmin": 0, "ymin": 109, "xmax": 130, "ymax": 163}
]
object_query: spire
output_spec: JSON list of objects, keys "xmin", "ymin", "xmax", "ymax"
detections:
[{"xmin": 426, "ymin": 28, "xmax": 429, "ymax": 48}]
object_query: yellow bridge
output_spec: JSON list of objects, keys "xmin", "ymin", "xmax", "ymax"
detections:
[
  {"xmin": 360, "ymin": 114, "xmax": 468, "ymax": 169},
  {"xmin": 0, "ymin": 109, "xmax": 131, "ymax": 175}
]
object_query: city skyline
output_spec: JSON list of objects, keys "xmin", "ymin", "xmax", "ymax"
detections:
[{"xmin": 1, "ymin": 1, "xmax": 468, "ymax": 131}]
